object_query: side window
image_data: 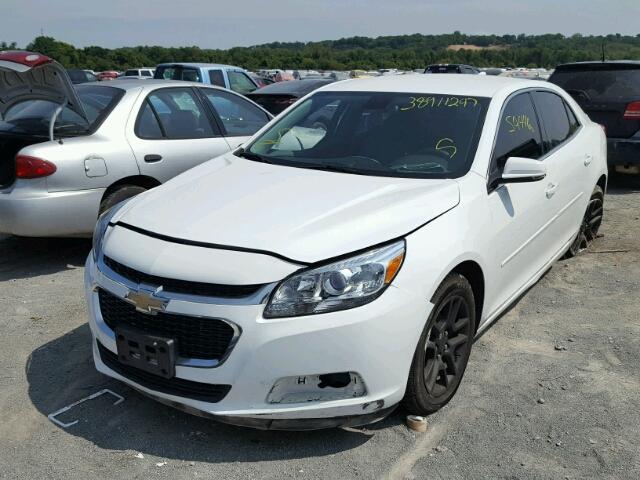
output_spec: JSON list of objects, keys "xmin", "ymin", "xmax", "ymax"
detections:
[
  {"xmin": 491, "ymin": 93, "xmax": 543, "ymax": 177},
  {"xmin": 145, "ymin": 88, "xmax": 216, "ymax": 139},
  {"xmin": 227, "ymin": 71, "xmax": 258, "ymax": 94},
  {"xmin": 208, "ymin": 70, "xmax": 226, "ymax": 87},
  {"xmin": 532, "ymin": 91, "xmax": 572, "ymax": 151},
  {"xmin": 181, "ymin": 68, "xmax": 201, "ymax": 83},
  {"xmin": 564, "ymin": 101, "xmax": 581, "ymax": 136},
  {"xmin": 135, "ymin": 101, "xmax": 164, "ymax": 139},
  {"xmin": 202, "ymin": 89, "xmax": 269, "ymax": 136},
  {"xmin": 141, "ymin": 70, "xmax": 152, "ymax": 77}
]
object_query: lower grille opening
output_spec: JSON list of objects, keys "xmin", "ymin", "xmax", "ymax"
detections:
[{"xmin": 97, "ymin": 341, "xmax": 231, "ymax": 403}]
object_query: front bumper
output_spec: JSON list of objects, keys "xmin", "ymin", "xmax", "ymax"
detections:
[
  {"xmin": 85, "ymin": 252, "xmax": 431, "ymax": 429},
  {"xmin": 0, "ymin": 182, "xmax": 105, "ymax": 237},
  {"xmin": 608, "ymin": 138, "xmax": 640, "ymax": 166}
]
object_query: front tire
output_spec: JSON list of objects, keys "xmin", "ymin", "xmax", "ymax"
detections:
[
  {"xmin": 565, "ymin": 185, "xmax": 604, "ymax": 258},
  {"xmin": 402, "ymin": 273, "xmax": 476, "ymax": 415}
]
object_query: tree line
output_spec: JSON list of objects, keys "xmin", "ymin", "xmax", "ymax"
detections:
[{"xmin": 2, "ymin": 32, "xmax": 640, "ymax": 72}]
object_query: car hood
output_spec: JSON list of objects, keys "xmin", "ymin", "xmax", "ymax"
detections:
[
  {"xmin": 0, "ymin": 51, "xmax": 88, "ymax": 121},
  {"xmin": 115, "ymin": 154, "xmax": 460, "ymax": 264}
]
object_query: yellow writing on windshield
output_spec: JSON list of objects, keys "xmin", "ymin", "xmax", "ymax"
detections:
[
  {"xmin": 400, "ymin": 96, "xmax": 479, "ymax": 111},
  {"xmin": 505, "ymin": 114, "xmax": 534, "ymax": 133},
  {"xmin": 435, "ymin": 138, "xmax": 457, "ymax": 158}
]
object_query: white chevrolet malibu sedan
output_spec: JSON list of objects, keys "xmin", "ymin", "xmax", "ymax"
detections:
[{"xmin": 86, "ymin": 75, "xmax": 607, "ymax": 430}]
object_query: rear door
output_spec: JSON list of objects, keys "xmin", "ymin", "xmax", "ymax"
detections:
[
  {"xmin": 549, "ymin": 64, "xmax": 640, "ymax": 140},
  {"xmin": 127, "ymin": 86, "xmax": 231, "ymax": 182},
  {"xmin": 198, "ymin": 88, "xmax": 271, "ymax": 150},
  {"xmin": 531, "ymin": 90, "xmax": 588, "ymax": 251}
]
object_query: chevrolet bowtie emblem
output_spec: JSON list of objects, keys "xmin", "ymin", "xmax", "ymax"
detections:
[{"xmin": 125, "ymin": 285, "xmax": 168, "ymax": 314}]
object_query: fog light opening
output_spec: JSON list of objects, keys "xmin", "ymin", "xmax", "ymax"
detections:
[{"xmin": 267, "ymin": 372, "xmax": 367, "ymax": 404}]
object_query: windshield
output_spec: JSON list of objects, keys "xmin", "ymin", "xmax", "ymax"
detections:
[
  {"xmin": 245, "ymin": 91, "xmax": 489, "ymax": 178},
  {"xmin": 550, "ymin": 65, "xmax": 640, "ymax": 101},
  {"xmin": 0, "ymin": 85, "xmax": 123, "ymax": 137}
]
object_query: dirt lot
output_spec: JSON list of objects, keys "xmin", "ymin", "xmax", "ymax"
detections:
[{"xmin": 1, "ymin": 175, "xmax": 639, "ymax": 480}]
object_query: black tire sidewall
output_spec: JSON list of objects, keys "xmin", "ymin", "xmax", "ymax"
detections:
[
  {"xmin": 405, "ymin": 274, "xmax": 476, "ymax": 414},
  {"xmin": 99, "ymin": 185, "xmax": 147, "ymax": 215}
]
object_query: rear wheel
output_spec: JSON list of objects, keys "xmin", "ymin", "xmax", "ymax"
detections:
[
  {"xmin": 565, "ymin": 185, "xmax": 604, "ymax": 258},
  {"xmin": 402, "ymin": 273, "xmax": 476, "ymax": 415},
  {"xmin": 99, "ymin": 185, "xmax": 147, "ymax": 215}
]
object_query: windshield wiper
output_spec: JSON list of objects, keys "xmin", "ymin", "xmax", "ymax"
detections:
[
  {"xmin": 234, "ymin": 148, "xmax": 274, "ymax": 164},
  {"xmin": 292, "ymin": 163, "xmax": 367, "ymax": 175}
]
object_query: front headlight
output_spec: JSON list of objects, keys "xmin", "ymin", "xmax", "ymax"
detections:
[
  {"xmin": 264, "ymin": 240, "xmax": 405, "ymax": 318},
  {"xmin": 92, "ymin": 201, "xmax": 128, "ymax": 261}
]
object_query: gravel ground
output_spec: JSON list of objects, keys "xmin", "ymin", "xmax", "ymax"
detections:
[{"xmin": 0, "ymin": 175, "xmax": 639, "ymax": 480}]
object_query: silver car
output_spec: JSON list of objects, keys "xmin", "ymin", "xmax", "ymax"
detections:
[{"xmin": 0, "ymin": 51, "xmax": 272, "ymax": 237}]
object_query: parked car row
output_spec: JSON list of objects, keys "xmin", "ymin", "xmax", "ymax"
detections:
[
  {"xmin": 0, "ymin": 49, "xmax": 612, "ymax": 431},
  {"xmin": 0, "ymin": 51, "xmax": 272, "ymax": 237}
]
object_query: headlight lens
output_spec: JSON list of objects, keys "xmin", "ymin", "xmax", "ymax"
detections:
[
  {"xmin": 92, "ymin": 201, "xmax": 128, "ymax": 261},
  {"xmin": 264, "ymin": 240, "xmax": 405, "ymax": 318}
]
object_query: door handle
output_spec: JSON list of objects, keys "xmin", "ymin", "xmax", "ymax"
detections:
[
  {"xmin": 545, "ymin": 183, "xmax": 558, "ymax": 199},
  {"xmin": 584, "ymin": 154, "xmax": 593, "ymax": 166},
  {"xmin": 144, "ymin": 154, "xmax": 163, "ymax": 163}
]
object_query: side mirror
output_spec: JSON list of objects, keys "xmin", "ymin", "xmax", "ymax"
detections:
[{"xmin": 501, "ymin": 157, "xmax": 546, "ymax": 183}]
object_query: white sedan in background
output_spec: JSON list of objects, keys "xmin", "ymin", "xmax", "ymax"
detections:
[
  {"xmin": 0, "ymin": 51, "xmax": 271, "ymax": 237},
  {"xmin": 87, "ymin": 75, "xmax": 607, "ymax": 429}
]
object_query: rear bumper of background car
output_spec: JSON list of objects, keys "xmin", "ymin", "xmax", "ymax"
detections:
[
  {"xmin": 608, "ymin": 138, "xmax": 640, "ymax": 166},
  {"xmin": 84, "ymin": 252, "xmax": 431, "ymax": 430},
  {"xmin": 0, "ymin": 184, "xmax": 104, "ymax": 237}
]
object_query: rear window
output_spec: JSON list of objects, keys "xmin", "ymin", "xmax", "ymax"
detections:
[
  {"xmin": 550, "ymin": 65, "xmax": 640, "ymax": 100},
  {"xmin": 0, "ymin": 86, "xmax": 123, "ymax": 136},
  {"xmin": 427, "ymin": 65, "xmax": 461, "ymax": 74},
  {"xmin": 154, "ymin": 66, "xmax": 202, "ymax": 83}
]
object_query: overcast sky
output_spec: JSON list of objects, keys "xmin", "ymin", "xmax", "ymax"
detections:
[{"xmin": 2, "ymin": 0, "xmax": 638, "ymax": 49}]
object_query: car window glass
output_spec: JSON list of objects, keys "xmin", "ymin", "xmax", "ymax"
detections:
[
  {"xmin": 124, "ymin": 70, "xmax": 137, "ymax": 76},
  {"xmin": 208, "ymin": 70, "xmax": 225, "ymax": 87},
  {"xmin": 146, "ymin": 88, "xmax": 215, "ymax": 139},
  {"xmin": 248, "ymin": 91, "xmax": 490, "ymax": 179},
  {"xmin": 532, "ymin": 91, "xmax": 572, "ymax": 151},
  {"xmin": 136, "ymin": 101, "xmax": 163, "ymax": 139},
  {"xmin": 565, "ymin": 102, "xmax": 580, "ymax": 136},
  {"xmin": 203, "ymin": 89, "xmax": 269, "ymax": 136},
  {"xmin": 492, "ymin": 93, "xmax": 543, "ymax": 175},
  {"xmin": 141, "ymin": 70, "xmax": 152, "ymax": 77},
  {"xmin": 227, "ymin": 71, "xmax": 257, "ymax": 94},
  {"xmin": 549, "ymin": 67, "xmax": 640, "ymax": 100},
  {"xmin": 155, "ymin": 66, "xmax": 202, "ymax": 82}
]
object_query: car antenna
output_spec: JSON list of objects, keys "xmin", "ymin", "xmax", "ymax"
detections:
[{"xmin": 601, "ymin": 40, "xmax": 606, "ymax": 62}]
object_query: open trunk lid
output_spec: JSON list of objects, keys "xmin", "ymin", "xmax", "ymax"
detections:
[{"xmin": 0, "ymin": 51, "xmax": 88, "ymax": 121}]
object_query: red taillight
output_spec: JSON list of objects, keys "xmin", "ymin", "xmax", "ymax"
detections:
[
  {"xmin": 623, "ymin": 101, "xmax": 640, "ymax": 120},
  {"xmin": 0, "ymin": 50, "xmax": 52, "ymax": 68},
  {"xmin": 15, "ymin": 155, "xmax": 57, "ymax": 179}
]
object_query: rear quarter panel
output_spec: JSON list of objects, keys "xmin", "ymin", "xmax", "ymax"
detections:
[{"xmin": 43, "ymin": 87, "xmax": 143, "ymax": 193}]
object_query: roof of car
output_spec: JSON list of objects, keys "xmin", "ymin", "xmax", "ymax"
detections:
[
  {"xmin": 79, "ymin": 79, "xmax": 222, "ymax": 92},
  {"xmin": 554, "ymin": 60, "xmax": 640, "ymax": 69},
  {"xmin": 248, "ymin": 79, "xmax": 334, "ymax": 96},
  {"xmin": 317, "ymin": 74, "xmax": 542, "ymax": 98},
  {"xmin": 155, "ymin": 62, "xmax": 245, "ymax": 70}
]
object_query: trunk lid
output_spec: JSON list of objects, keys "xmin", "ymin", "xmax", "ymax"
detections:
[{"xmin": 0, "ymin": 51, "xmax": 88, "ymax": 121}]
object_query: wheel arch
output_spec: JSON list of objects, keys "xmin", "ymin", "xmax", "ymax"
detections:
[
  {"xmin": 448, "ymin": 260, "xmax": 485, "ymax": 333},
  {"xmin": 101, "ymin": 175, "xmax": 161, "ymax": 203},
  {"xmin": 596, "ymin": 174, "xmax": 607, "ymax": 193}
]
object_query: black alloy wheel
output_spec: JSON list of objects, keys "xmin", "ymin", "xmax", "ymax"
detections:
[
  {"xmin": 403, "ymin": 273, "xmax": 476, "ymax": 415},
  {"xmin": 566, "ymin": 185, "xmax": 604, "ymax": 257}
]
